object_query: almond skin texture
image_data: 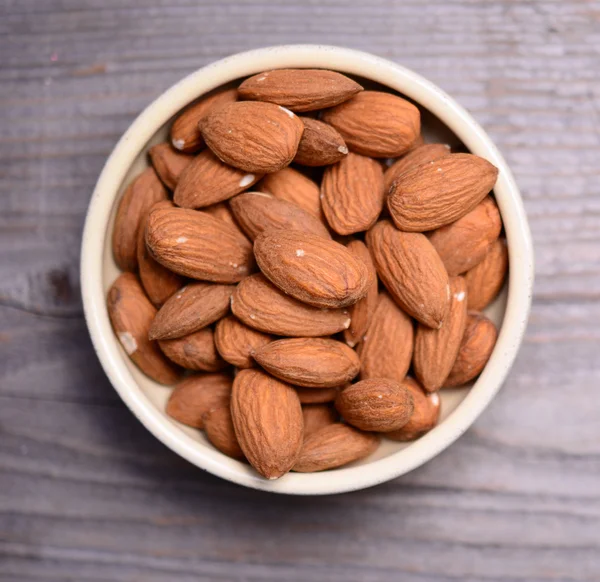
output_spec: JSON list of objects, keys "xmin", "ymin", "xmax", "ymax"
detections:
[
  {"xmin": 257, "ymin": 167, "xmax": 324, "ymax": 222},
  {"xmin": 107, "ymin": 273, "xmax": 180, "ymax": 385},
  {"xmin": 202, "ymin": 202, "xmax": 249, "ymax": 241},
  {"xmin": 388, "ymin": 153, "xmax": 499, "ymax": 232},
  {"xmin": 166, "ymin": 373, "xmax": 232, "ymax": 429},
  {"xmin": 214, "ymin": 315, "xmax": 272, "ymax": 369},
  {"xmin": 293, "ymin": 423, "xmax": 379, "ymax": 472},
  {"xmin": 145, "ymin": 205, "xmax": 254, "ymax": 283},
  {"xmin": 231, "ymin": 273, "xmax": 351, "ymax": 337},
  {"xmin": 445, "ymin": 311, "xmax": 498, "ymax": 387},
  {"xmin": 465, "ymin": 238, "xmax": 509, "ymax": 311},
  {"xmin": 384, "ymin": 143, "xmax": 451, "ymax": 192},
  {"xmin": 413, "ymin": 276, "xmax": 468, "ymax": 392},
  {"xmin": 170, "ymin": 87, "xmax": 237, "ymax": 153},
  {"xmin": 112, "ymin": 167, "xmax": 168, "ymax": 272},
  {"xmin": 296, "ymin": 387, "xmax": 339, "ymax": 405},
  {"xmin": 343, "ymin": 241, "xmax": 378, "ymax": 348},
  {"xmin": 367, "ymin": 220, "xmax": 450, "ymax": 328},
  {"xmin": 254, "ymin": 338, "xmax": 360, "ymax": 388},
  {"xmin": 254, "ymin": 230, "xmax": 372, "ymax": 309},
  {"xmin": 230, "ymin": 369, "xmax": 303, "ymax": 479},
  {"xmin": 335, "ymin": 379, "xmax": 414, "ymax": 432},
  {"xmin": 294, "ymin": 117, "xmax": 348, "ymax": 166},
  {"xmin": 148, "ymin": 143, "xmax": 194, "ymax": 190},
  {"xmin": 202, "ymin": 406, "xmax": 245, "ymax": 460},
  {"xmin": 302, "ymin": 405, "xmax": 338, "ymax": 438},
  {"xmin": 149, "ymin": 282, "xmax": 234, "ymax": 340},
  {"xmin": 174, "ymin": 149, "xmax": 262, "ymax": 209},
  {"xmin": 429, "ymin": 197, "xmax": 502, "ymax": 276},
  {"xmin": 358, "ymin": 292, "xmax": 414, "ymax": 382},
  {"xmin": 159, "ymin": 328, "xmax": 228, "ymax": 372},
  {"xmin": 386, "ymin": 378, "xmax": 441, "ymax": 441},
  {"xmin": 200, "ymin": 101, "xmax": 304, "ymax": 174},
  {"xmin": 238, "ymin": 69, "xmax": 363, "ymax": 112},
  {"xmin": 229, "ymin": 192, "xmax": 331, "ymax": 241},
  {"xmin": 321, "ymin": 152, "xmax": 385, "ymax": 235},
  {"xmin": 322, "ymin": 91, "xmax": 420, "ymax": 157}
]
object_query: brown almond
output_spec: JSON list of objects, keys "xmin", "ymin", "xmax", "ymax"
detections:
[
  {"xmin": 388, "ymin": 153, "xmax": 499, "ymax": 231},
  {"xmin": 445, "ymin": 311, "xmax": 498, "ymax": 387},
  {"xmin": 429, "ymin": 197, "xmax": 502, "ymax": 276},
  {"xmin": 296, "ymin": 387, "xmax": 339, "ymax": 405},
  {"xmin": 465, "ymin": 238, "xmax": 509, "ymax": 311},
  {"xmin": 413, "ymin": 276, "xmax": 468, "ymax": 392},
  {"xmin": 343, "ymin": 240, "xmax": 378, "ymax": 348},
  {"xmin": 214, "ymin": 315, "xmax": 272, "ymax": 369},
  {"xmin": 200, "ymin": 101, "xmax": 304, "ymax": 174},
  {"xmin": 238, "ymin": 69, "xmax": 362, "ymax": 112},
  {"xmin": 173, "ymin": 149, "xmax": 262, "ymax": 209},
  {"xmin": 230, "ymin": 368, "xmax": 303, "ymax": 479},
  {"xmin": 148, "ymin": 143, "xmax": 194, "ymax": 190},
  {"xmin": 254, "ymin": 338, "xmax": 360, "ymax": 388},
  {"xmin": 321, "ymin": 152, "xmax": 385, "ymax": 235},
  {"xmin": 254, "ymin": 230, "xmax": 372, "ymax": 308},
  {"xmin": 367, "ymin": 220, "xmax": 450, "ymax": 328},
  {"xmin": 302, "ymin": 405, "xmax": 338, "ymax": 438},
  {"xmin": 145, "ymin": 205, "xmax": 254, "ymax": 283},
  {"xmin": 229, "ymin": 192, "xmax": 331, "ymax": 240},
  {"xmin": 293, "ymin": 423, "xmax": 379, "ymax": 472},
  {"xmin": 149, "ymin": 282, "xmax": 234, "ymax": 340},
  {"xmin": 384, "ymin": 143, "xmax": 451, "ymax": 192},
  {"xmin": 386, "ymin": 378, "xmax": 440, "ymax": 441},
  {"xmin": 170, "ymin": 87, "xmax": 237, "ymax": 153},
  {"xmin": 202, "ymin": 406, "xmax": 245, "ymax": 460},
  {"xmin": 322, "ymin": 91, "xmax": 420, "ymax": 157},
  {"xmin": 112, "ymin": 167, "xmax": 168, "ymax": 272},
  {"xmin": 107, "ymin": 273, "xmax": 180, "ymax": 385},
  {"xmin": 358, "ymin": 292, "xmax": 414, "ymax": 382},
  {"xmin": 159, "ymin": 328, "xmax": 227, "ymax": 372},
  {"xmin": 294, "ymin": 117, "xmax": 348, "ymax": 166},
  {"xmin": 166, "ymin": 373, "xmax": 232, "ymax": 429}
]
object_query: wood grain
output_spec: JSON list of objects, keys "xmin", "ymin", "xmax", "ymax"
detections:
[{"xmin": 1, "ymin": 0, "xmax": 599, "ymax": 580}]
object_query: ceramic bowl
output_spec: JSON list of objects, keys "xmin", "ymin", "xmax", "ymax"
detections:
[{"xmin": 80, "ymin": 45, "xmax": 534, "ymax": 495}]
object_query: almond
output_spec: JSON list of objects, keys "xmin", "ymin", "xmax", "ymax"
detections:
[
  {"xmin": 214, "ymin": 315, "xmax": 272, "ymax": 369},
  {"xmin": 238, "ymin": 69, "xmax": 362, "ymax": 112},
  {"xmin": 343, "ymin": 240, "xmax": 378, "ymax": 348},
  {"xmin": 386, "ymin": 378, "xmax": 440, "ymax": 441},
  {"xmin": 202, "ymin": 406, "xmax": 245, "ymax": 460},
  {"xmin": 388, "ymin": 153, "xmax": 499, "ymax": 231},
  {"xmin": 166, "ymin": 372, "xmax": 232, "ymax": 429},
  {"xmin": 322, "ymin": 91, "xmax": 420, "ymax": 157},
  {"xmin": 429, "ymin": 197, "xmax": 502, "ymax": 276},
  {"xmin": 254, "ymin": 338, "xmax": 360, "ymax": 388},
  {"xmin": 159, "ymin": 327, "xmax": 228, "ymax": 372},
  {"xmin": 229, "ymin": 192, "xmax": 331, "ymax": 240},
  {"xmin": 145, "ymin": 205, "xmax": 254, "ymax": 283},
  {"xmin": 200, "ymin": 101, "xmax": 304, "ymax": 173},
  {"xmin": 173, "ymin": 149, "xmax": 262, "ymax": 209},
  {"xmin": 335, "ymin": 379, "xmax": 414, "ymax": 432},
  {"xmin": 294, "ymin": 117, "xmax": 348, "ymax": 166},
  {"xmin": 149, "ymin": 282, "xmax": 234, "ymax": 340},
  {"xmin": 112, "ymin": 167, "xmax": 168, "ymax": 272},
  {"xmin": 148, "ymin": 143, "xmax": 194, "ymax": 190},
  {"xmin": 302, "ymin": 405, "xmax": 338, "ymax": 438},
  {"xmin": 107, "ymin": 273, "xmax": 180, "ymax": 385},
  {"xmin": 293, "ymin": 423, "xmax": 379, "ymax": 472},
  {"xmin": 170, "ymin": 87, "xmax": 237, "ymax": 153},
  {"xmin": 254, "ymin": 230, "xmax": 372, "ymax": 308},
  {"xmin": 358, "ymin": 292, "xmax": 414, "ymax": 382},
  {"xmin": 367, "ymin": 220, "xmax": 449, "ymax": 328},
  {"xmin": 230, "ymin": 368, "xmax": 303, "ymax": 479},
  {"xmin": 445, "ymin": 311, "xmax": 498, "ymax": 387},
  {"xmin": 321, "ymin": 152, "xmax": 385, "ymax": 235},
  {"xmin": 384, "ymin": 143, "xmax": 451, "ymax": 192},
  {"xmin": 296, "ymin": 387, "xmax": 339, "ymax": 405},
  {"xmin": 465, "ymin": 238, "xmax": 508, "ymax": 311},
  {"xmin": 413, "ymin": 276, "xmax": 468, "ymax": 392}
]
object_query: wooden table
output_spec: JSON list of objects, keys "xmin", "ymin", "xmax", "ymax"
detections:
[{"xmin": 1, "ymin": 1, "xmax": 599, "ymax": 580}]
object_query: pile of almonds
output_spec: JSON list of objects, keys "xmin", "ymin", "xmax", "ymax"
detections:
[{"xmin": 108, "ymin": 69, "xmax": 507, "ymax": 479}]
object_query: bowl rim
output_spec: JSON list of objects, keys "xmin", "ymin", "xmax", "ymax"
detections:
[{"xmin": 81, "ymin": 44, "xmax": 534, "ymax": 495}]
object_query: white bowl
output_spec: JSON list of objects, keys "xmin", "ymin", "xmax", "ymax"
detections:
[{"xmin": 81, "ymin": 45, "xmax": 534, "ymax": 495}]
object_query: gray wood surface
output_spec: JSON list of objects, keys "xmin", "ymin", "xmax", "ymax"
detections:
[{"xmin": 1, "ymin": 1, "xmax": 599, "ymax": 580}]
